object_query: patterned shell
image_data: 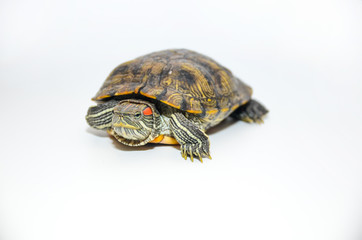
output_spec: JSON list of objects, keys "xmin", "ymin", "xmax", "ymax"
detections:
[{"xmin": 93, "ymin": 49, "xmax": 252, "ymax": 125}]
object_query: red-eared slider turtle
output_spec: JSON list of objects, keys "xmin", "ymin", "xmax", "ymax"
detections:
[{"xmin": 86, "ymin": 49, "xmax": 268, "ymax": 162}]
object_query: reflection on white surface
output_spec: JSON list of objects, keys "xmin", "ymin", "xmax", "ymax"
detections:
[{"xmin": 0, "ymin": 0, "xmax": 362, "ymax": 240}]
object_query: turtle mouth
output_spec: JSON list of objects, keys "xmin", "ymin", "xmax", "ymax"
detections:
[{"xmin": 113, "ymin": 121, "xmax": 140, "ymax": 130}]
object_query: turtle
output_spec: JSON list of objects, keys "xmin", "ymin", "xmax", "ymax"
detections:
[{"xmin": 86, "ymin": 49, "xmax": 268, "ymax": 162}]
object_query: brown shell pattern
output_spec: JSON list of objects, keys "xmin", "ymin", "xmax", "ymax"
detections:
[{"xmin": 93, "ymin": 49, "xmax": 252, "ymax": 124}]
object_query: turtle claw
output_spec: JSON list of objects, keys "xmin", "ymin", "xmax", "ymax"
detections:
[
  {"xmin": 181, "ymin": 148, "xmax": 187, "ymax": 160},
  {"xmin": 243, "ymin": 116, "xmax": 254, "ymax": 123},
  {"xmin": 196, "ymin": 150, "xmax": 203, "ymax": 163},
  {"xmin": 180, "ymin": 143, "xmax": 210, "ymax": 163},
  {"xmin": 255, "ymin": 118, "xmax": 264, "ymax": 124},
  {"xmin": 189, "ymin": 145, "xmax": 194, "ymax": 162}
]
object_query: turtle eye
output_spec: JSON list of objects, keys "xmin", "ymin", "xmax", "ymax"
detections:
[{"xmin": 134, "ymin": 112, "xmax": 142, "ymax": 119}]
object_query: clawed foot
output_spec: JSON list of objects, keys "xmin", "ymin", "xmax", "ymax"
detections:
[
  {"xmin": 180, "ymin": 143, "xmax": 212, "ymax": 163},
  {"xmin": 170, "ymin": 112, "xmax": 212, "ymax": 163},
  {"xmin": 232, "ymin": 99, "xmax": 268, "ymax": 123}
]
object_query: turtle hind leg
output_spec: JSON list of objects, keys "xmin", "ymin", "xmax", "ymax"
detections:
[{"xmin": 231, "ymin": 99, "xmax": 268, "ymax": 123}]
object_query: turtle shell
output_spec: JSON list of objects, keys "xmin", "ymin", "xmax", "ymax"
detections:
[{"xmin": 93, "ymin": 49, "xmax": 252, "ymax": 126}]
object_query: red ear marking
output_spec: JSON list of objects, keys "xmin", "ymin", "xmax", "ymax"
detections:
[{"xmin": 143, "ymin": 107, "xmax": 153, "ymax": 115}]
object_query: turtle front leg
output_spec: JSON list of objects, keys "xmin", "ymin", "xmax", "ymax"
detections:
[
  {"xmin": 86, "ymin": 100, "xmax": 119, "ymax": 129},
  {"xmin": 170, "ymin": 112, "xmax": 211, "ymax": 162}
]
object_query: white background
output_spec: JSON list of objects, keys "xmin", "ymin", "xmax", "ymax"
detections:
[{"xmin": 1, "ymin": 0, "xmax": 362, "ymax": 239}]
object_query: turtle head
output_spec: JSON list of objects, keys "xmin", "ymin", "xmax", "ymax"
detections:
[{"xmin": 111, "ymin": 99, "xmax": 161, "ymax": 146}]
